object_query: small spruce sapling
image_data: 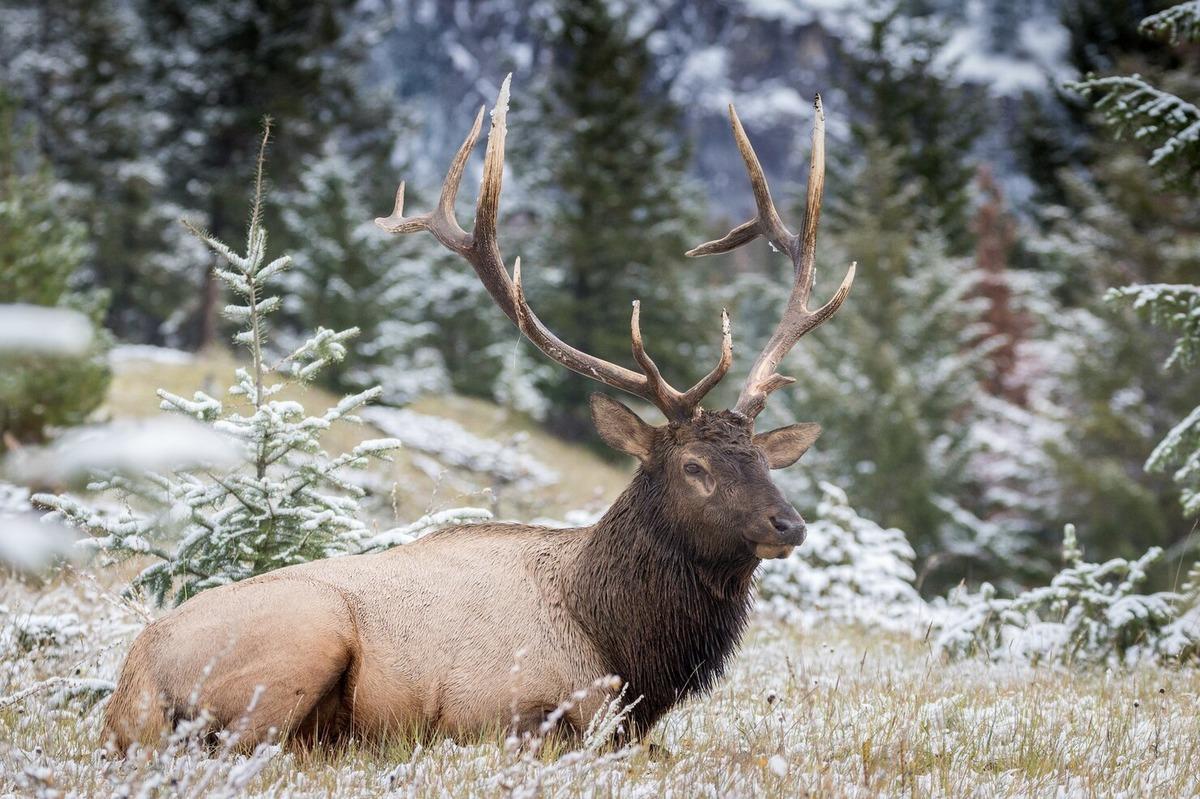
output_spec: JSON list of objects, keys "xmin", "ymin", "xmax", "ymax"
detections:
[
  {"xmin": 36, "ymin": 124, "xmax": 405, "ymax": 606},
  {"xmin": 936, "ymin": 524, "xmax": 1199, "ymax": 667}
]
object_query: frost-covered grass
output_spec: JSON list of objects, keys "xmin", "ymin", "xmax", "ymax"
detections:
[{"xmin": 3, "ymin": 573, "xmax": 1200, "ymax": 798}]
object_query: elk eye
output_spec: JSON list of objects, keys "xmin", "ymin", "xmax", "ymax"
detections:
[{"xmin": 684, "ymin": 462, "xmax": 704, "ymax": 475}]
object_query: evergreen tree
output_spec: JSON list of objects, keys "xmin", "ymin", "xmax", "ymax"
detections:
[
  {"xmin": 0, "ymin": 0, "xmax": 194, "ymax": 343},
  {"xmin": 1068, "ymin": 3, "xmax": 1200, "ymax": 184},
  {"xmin": 0, "ymin": 94, "xmax": 110, "ymax": 446},
  {"xmin": 1068, "ymin": 1, "xmax": 1200, "ymax": 520},
  {"xmin": 34, "ymin": 132, "xmax": 401, "ymax": 605},
  {"xmin": 0, "ymin": 0, "xmax": 393, "ymax": 346},
  {"xmin": 840, "ymin": 1, "xmax": 983, "ymax": 252},
  {"xmin": 138, "ymin": 0, "xmax": 394, "ymax": 349},
  {"xmin": 1027, "ymin": 166, "xmax": 1199, "ymax": 562},
  {"xmin": 764, "ymin": 137, "xmax": 1022, "ymax": 590},
  {"xmin": 1013, "ymin": 0, "xmax": 1200, "ymax": 570},
  {"xmin": 1019, "ymin": 0, "xmax": 1190, "ymax": 208},
  {"xmin": 523, "ymin": 0, "xmax": 705, "ymax": 439},
  {"xmin": 275, "ymin": 140, "xmax": 447, "ymax": 406}
]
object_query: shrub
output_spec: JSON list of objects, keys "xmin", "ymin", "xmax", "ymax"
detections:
[
  {"xmin": 757, "ymin": 482, "xmax": 927, "ymax": 633},
  {"xmin": 936, "ymin": 524, "xmax": 1200, "ymax": 667},
  {"xmin": 0, "ymin": 100, "xmax": 110, "ymax": 445}
]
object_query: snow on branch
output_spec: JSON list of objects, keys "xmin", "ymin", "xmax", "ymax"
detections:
[
  {"xmin": 936, "ymin": 525, "xmax": 1199, "ymax": 667},
  {"xmin": 1108, "ymin": 283, "xmax": 1200, "ymax": 370},
  {"xmin": 1147, "ymin": 404, "xmax": 1200, "ymax": 516},
  {"xmin": 1140, "ymin": 1, "xmax": 1200, "ymax": 44},
  {"xmin": 363, "ymin": 507, "xmax": 493, "ymax": 550},
  {"xmin": 1067, "ymin": 75, "xmax": 1200, "ymax": 176}
]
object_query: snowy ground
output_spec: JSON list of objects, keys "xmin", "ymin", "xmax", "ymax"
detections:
[{"xmin": 2, "ymin": 574, "xmax": 1199, "ymax": 798}]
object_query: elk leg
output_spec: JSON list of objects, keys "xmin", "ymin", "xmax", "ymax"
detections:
[{"xmin": 105, "ymin": 578, "xmax": 359, "ymax": 754}]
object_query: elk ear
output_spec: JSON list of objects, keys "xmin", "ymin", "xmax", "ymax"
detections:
[
  {"xmin": 753, "ymin": 423, "xmax": 821, "ymax": 469},
  {"xmin": 590, "ymin": 394, "xmax": 655, "ymax": 463}
]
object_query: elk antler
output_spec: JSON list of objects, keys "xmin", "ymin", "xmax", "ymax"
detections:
[
  {"xmin": 688, "ymin": 96, "xmax": 856, "ymax": 421},
  {"xmin": 376, "ymin": 75, "xmax": 732, "ymax": 422}
]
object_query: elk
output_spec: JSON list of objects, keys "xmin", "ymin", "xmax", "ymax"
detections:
[{"xmin": 102, "ymin": 76, "xmax": 855, "ymax": 753}]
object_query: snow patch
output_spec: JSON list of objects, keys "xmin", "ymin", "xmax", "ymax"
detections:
[
  {"xmin": 0, "ymin": 304, "xmax": 93, "ymax": 356},
  {"xmin": 108, "ymin": 343, "xmax": 195, "ymax": 368},
  {"xmin": 362, "ymin": 407, "xmax": 558, "ymax": 489}
]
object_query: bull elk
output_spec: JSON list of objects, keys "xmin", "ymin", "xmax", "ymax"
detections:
[{"xmin": 103, "ymin": 76, "xmax": 855, "ymax": 752}]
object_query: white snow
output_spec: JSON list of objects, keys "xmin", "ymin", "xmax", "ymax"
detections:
[
  {"xmin": 0, "ymin": 304, "xmax": 93, "ymax": 356},
  {"xmin": 362, "ymin": 407, "xmax": 558, "ymax": 489},
  {"xmin": 108, "ymin": 343, "xmax": 196, "ymax": 368},
  {"xmin": 6, "ymin": 417, "xmax": 240, "ymax": 486},
  {"xmin": 0, "ymin": 516, "xmax": 79, "ymax": 573},
  {"xmin": 363, "ymin": 506, "xmax": 493, "ymax": 549}
]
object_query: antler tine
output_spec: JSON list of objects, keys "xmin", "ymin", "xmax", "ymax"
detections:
[
  {"xmin": 630, "ymin": 301, "xmax": 733, "ymax": 419},
  {"xmin": 686, "ymin": 94, "xmax": 855, "ymax": 421},
  {"xmin": 375, "ymin": 107, "xmax": 482, "ymax": 256},
  {"xmin": 684, "ymin": 105, "xmax": 794, "ymax": 259},
  {"xmin": 630, "ymin": 300, "xmax": 673, "ymax": 411},
  {"xmin": 473, "ymin": 76, "xmax": 508, "ymax": 257},
  {"xmin": 680, "ymin": 308, "xmax": 733, "ymax": 409},
  {"xmin": 378, "ymin": 75, "xmax": 735, "ymax": 422},
  {"xmin": 796, "ymin": 94, "xmax": 826, "ymax": 297}
]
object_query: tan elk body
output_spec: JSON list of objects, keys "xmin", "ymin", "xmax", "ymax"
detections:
[{"xmin": 102, "ymin": 76, "xmax": 856, "ymax": 752}]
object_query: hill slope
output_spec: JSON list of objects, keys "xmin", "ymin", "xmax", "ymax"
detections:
[{"xmin": 106, "ymin": 345, "xmax": 631, "ymax": 524}]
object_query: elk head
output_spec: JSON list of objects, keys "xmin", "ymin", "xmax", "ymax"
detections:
[{"xmin": 376, "ymin": 75, "xmax": 855, "ymax": 563}]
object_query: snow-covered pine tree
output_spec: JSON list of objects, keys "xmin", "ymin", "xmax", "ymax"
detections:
[
  {"xmin": 0, "ymin": 94, "xmax": 111, "ymax": 446},
  {"xmin": 1070, "ymin": 2, "xmax": 1200, "ymax": 522},
  {"xmin": 758, "ymin": 482, "xmax": 925, "ymax": 633},
  {"xmin": 936, "ymin": 524, "xmax": 1199, "ymax": 667},
  {"xmin": 276, "ymin": 139, "xmax": 447, "ymax": 406},
  {"xmin": 0, "ymin": 0, "xmax": 193, "ymax": 344},
  {"xmin": 1067, "ymin": 1, "xmax": 1200, "ymax": 180},
  {"xmin": 139, "ymin": 0, "xmax": 395, "ymax": 349},
  {"xmin": 35, "ymin": 127, "xmax": 405, "ymax": 606}
]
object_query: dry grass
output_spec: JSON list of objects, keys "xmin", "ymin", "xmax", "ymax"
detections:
[{"xmin": 3, "ymin": 572, "xmax": 1199, "ymax": 798}]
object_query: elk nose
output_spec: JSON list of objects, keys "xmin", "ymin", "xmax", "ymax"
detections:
[{"xmin": 769, "ymin": 507, "xmax": 806, "ymax": 545}]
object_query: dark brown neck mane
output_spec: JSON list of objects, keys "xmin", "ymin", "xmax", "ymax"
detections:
[{"xmin": 567, "ymin": 469, "xmax": 759, "ymax": 733}]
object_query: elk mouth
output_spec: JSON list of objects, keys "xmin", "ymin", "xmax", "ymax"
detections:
[
  {"xmin": 743, "ymin": 530, "xmax": 805, "ymax": 559},
  {"xmin": 750, "ymin": 542, "xmax": 796, "ymax": 560}
]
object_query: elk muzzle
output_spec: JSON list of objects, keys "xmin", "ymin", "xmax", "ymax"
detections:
[{"xmin": 745, "ymin": 504, "xmax": 806, "ymax": 559}]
